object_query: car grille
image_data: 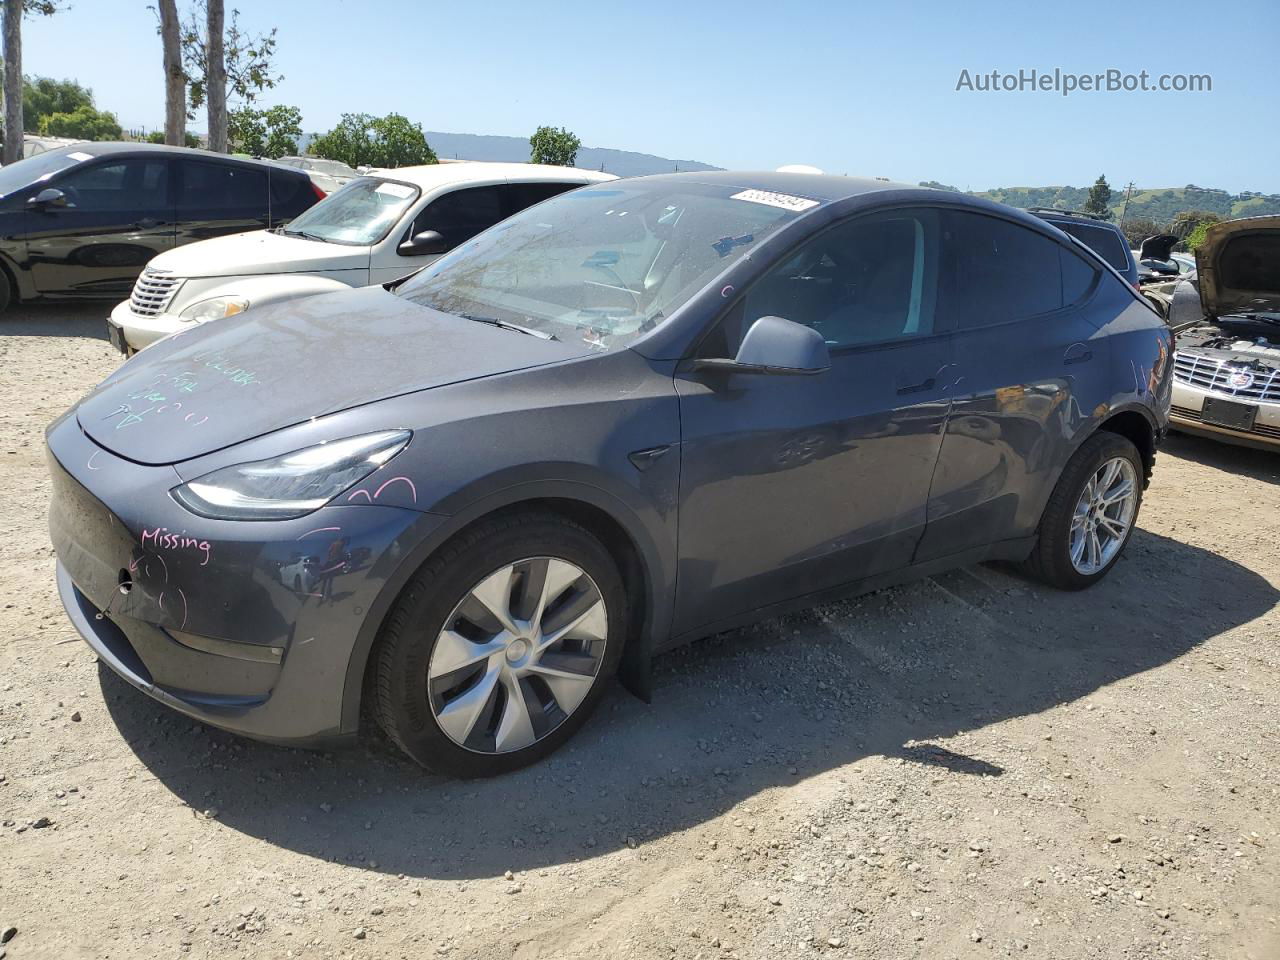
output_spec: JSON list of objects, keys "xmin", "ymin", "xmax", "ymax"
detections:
[
  {"xmin": 128, "ymin": 271, "xmax": 182, "ymax": 317},
  {"xmin": 1171, "ymin": 404, "xmax": 1280, "ymax": 441},
  {"xmin": 1172, "ymin": 351, "xmax": 1280, "ymax": 404}
]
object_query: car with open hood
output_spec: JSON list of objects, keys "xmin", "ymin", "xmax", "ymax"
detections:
[
  {"xmin": 49, "ymin": 172, "xmax": 1170, "ymax": 776},
  {"xmin": 108, "ymin": 162, "xmax": 616, "ymax": 353},
  {"xmin": 1168, "ymin": 216, "xmax": 1280, "ymax": 450}
]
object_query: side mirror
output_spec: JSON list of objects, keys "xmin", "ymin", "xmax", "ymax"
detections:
[
  {"xmin": 29, "ymin": 187, "xmax": 71, "ymax": 209},
  {"xmin": 398, "ymin": 229, "xmax": 448, "ymax": 257},
  {"xmin": 693, "ymin": 315, "xmax": 831, "ymax": 376}
]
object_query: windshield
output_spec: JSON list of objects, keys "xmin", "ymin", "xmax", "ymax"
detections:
[
  {"xmin": 396, "ymin": 181, "xmax": 813, "ymax": 351},
  {"xmin": 0, "ymin": 146, "xmax": 92, "ymax": 198},
  {"xmin": 282, "ymin": 177, "xmax": 419, "ymax": 245}
]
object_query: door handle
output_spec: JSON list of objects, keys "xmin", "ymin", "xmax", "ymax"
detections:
[
  {"xmin": 1063, "ymin": 343, "xmax": 1093, "ymax": 365},
  {"xmin": 896, "ymin": 376, "xmax": 936, "ymax": 396}
]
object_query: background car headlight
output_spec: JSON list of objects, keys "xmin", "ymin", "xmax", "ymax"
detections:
[
  {"xmin": 172, "ymin": 430, "xmax": 411, "ymax": 520},
  {"xmin": 179, "ymin": 296, "xmax": 250, "ymax": 323}
]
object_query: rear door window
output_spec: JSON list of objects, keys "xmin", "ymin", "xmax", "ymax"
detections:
[
  {"xmin": 504, "ymin": 181, "xmax": 579, "ymax": 215},
  {"xmin": 939, "ymin": 211, "xmax": 1063, "ymax": 329},
  {"xmin": 177, "ymin": 160, "xmax": 268, "ymax": 216}
]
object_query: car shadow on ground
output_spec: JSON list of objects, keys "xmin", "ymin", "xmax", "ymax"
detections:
[
  {"xmin": 101, "ymin": 528, "xmax": 1276, "ymax": 880},
  {"xmin": 1162, "ymin": 430, "xmax": 1280, "ymax": 484},
  {"xmin": 1, "ymin": 302, "xmax": 109, "ymax": 339}
]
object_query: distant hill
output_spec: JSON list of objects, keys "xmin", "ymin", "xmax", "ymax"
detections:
[
  {"xmin": 920, "ymin": 181, "xmax": 1280, "ymax": 221},
  {"xmin": 423, "ymin": 131, "xmax": 722, "ymax": 177},
  {"xmin": 296, "ymin": 130, "xmax": 721, "ymax": 178}
]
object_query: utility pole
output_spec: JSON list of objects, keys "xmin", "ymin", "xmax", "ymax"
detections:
[{"xmin": 1119, "ymin": 181, "xmax": 1135, "ymax": 225}]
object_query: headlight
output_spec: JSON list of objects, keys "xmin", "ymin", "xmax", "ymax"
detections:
[
  {"xmin": 179, "ymin": 296, "xmax": 250, "ymax": 323},
  {"xmin": 172, "ymin": 430, "xmax": 411, "ymax": 520}
]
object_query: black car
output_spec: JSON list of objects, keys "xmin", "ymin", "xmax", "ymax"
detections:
[
  {"xmin": 0, "ymin": 142, "xmax": 321, "ymax": 312},
  {"xmin": 1028, "ymin": 207, "xmax": 1140, "ymax": 289}
]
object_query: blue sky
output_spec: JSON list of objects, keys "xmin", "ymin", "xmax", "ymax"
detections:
[{"xmin": 24, "ymin": 0, "xmax": 1279, "ymax": 192}]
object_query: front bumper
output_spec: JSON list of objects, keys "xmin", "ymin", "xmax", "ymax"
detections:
[
  {"xmin": 47, "ymin": 416, "xmax": 441, "ymax": 743},
  {"xmin": 110, "ymin": 299, "xmax": 187, "ymax": 352},
  {"xmin": 1170, "ymin": 378, "xmax": 1280, "ymax": 452}
]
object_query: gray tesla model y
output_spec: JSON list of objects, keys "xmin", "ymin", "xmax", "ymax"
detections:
[{"xmin": 48, "ymin": 172, "xmax": 1171, "ymax": 776}]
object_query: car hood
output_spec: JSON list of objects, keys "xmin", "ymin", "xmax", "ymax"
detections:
[
  {"xmin": 1196, "ymin": 216, "xmax": 1280, "ymax": 320},
  {"xmin": 148, "ymin": 229, "xmax": 369, "ymax": 279},
  {"xmin": 75, "ymin": 285, "xmax": 584, "ymax": 465}
]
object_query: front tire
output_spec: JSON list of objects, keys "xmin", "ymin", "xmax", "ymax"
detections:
[
  {"xmin": 373, "ymin": 511, "xmax": 626, "ymax": 777},
  {"xmin": 1023, "ymin": 432, "xmax": 1143, "ymax": 590}
]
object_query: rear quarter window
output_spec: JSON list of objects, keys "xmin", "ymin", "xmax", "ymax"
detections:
[
  {"xmin": 1058, "ymin": 222, "xmax": 1130, "ymax": 273},
  {"xmin": 1061, "ymin": 248, "xmax": 1100, "ymax": 304},
  {"xmin": 270, "ymin": 170, "xmax": 318, "ymax": 219}
]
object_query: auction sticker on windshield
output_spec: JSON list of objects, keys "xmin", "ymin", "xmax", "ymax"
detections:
[
  {"xmin": 375, "ymin": 182, "xmax": 416, "ymax": 198},
  {"xmin": 730, "ymin": 189, "xmax": 820, "ymax": 212}
]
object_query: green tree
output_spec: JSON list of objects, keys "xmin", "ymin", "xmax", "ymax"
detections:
[
  {"xmin": 178, "ymin": 0, "xmax": 280, "ymax": 114},
  {"xmin": 21, "ymin": 75, "xmax": 91, "ymax": 126},
  {"xmin": 146, "ymin": 129, "xmax": 199, "ymax": 147},
  {"xmin": 37, "ymin": 103, "xmax": 121, "ymax": 140},
  {"xmin": 1083, "ymin": 174, "xmax": 1113, "ymax": 219},
  {"xmin": 3, "ymin": 0, "xmax": 64, "ymax": 162},
  {"xmin": 1186, "ymin": 222, "xmax": 1215, "ymax": 252},
  {"xmin": 1170, "ymin": 209, "xmax": 1221, "ymax": 240},
  {"xmin": 227, "ymin": 102, "xmax": 300, "ymax": 158},
  {"xmin": 1120, "ymin": 216, "xmax": 1164, "ymax": 248},
  {"xmin": 529, "ymin": 125, "xmax": 581, "ymax": 166},
  {"xmin": 310, "ymin": 112, "xmax": 435, "ymax": 168}
]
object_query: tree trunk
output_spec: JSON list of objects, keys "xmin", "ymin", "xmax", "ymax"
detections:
[
  {"xmin": 205, "ymin": 0, "xmax": 226, "ymax": 152},
  {"xmin": 158, "ymin": 0, "xmax": 185, "ymax": 146},
  {"xmin": 2, "ymin": 0, "xmax": 23, "ymax": 165}
]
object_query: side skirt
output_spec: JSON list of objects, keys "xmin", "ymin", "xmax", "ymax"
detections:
[{"xmin": 659, "ymin": 536, "xmax": 1037, "ymax": 653}]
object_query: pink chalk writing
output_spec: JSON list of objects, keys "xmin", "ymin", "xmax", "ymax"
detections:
[
  {"xmin": 140, "ymin": 526, "xmax": 212, "ymax": 566},
  {"xmin": 297, "ymin": 526, "xmax": 341, "ymax": 540},
  {"xmin": 346, "ymin": 489, "xmax": 372, "ymax": 503},
  {"xmin": 373, "ymin": 476, "xmax": 418, "ymax": 503}
]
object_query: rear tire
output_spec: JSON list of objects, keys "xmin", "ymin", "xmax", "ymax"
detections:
[
  {"xmin": 1023, "ymin": 432, "xmax": 1144, "ymax": 590},
  {"xmin": 0, "ymin": 270, "xmax": 12, "ymax": 313},
  {"xmin": 373, "ymin": 510, "xmax": 626, "ymax": 777}
]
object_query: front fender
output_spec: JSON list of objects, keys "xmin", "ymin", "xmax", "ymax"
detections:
[{"xmin": 197, "ymin": 274, "xmax": 359, "ymax": 313}]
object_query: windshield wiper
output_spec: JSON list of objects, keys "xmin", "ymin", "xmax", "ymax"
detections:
[
  {"xmin": 281, "ymin": 228, "xmax": 333, "ymax": 243},
  {"xmin": 458, "ymin": 314, "xmax": 558, "ymax": 341}
]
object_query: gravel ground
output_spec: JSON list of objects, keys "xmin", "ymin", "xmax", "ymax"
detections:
[{"xmin": 1, "ymin": 304, "xmax": 1277, "ymax": 960}]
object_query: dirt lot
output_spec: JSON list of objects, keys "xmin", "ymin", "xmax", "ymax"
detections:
[{"xmin": 1, "ymin": 304, "xmax": 1277, "ymax": 960}]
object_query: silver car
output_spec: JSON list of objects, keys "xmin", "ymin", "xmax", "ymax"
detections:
[{"xmin": 1169, "ymin": 216, "xmax": 1280, "ymax": 450}]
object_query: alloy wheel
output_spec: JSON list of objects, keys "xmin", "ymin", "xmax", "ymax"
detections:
[
  {"xmin": 1069, "ymin": 456, "xmax": 1138, "ymax": 575},
  {"xmin": 427, "ymin": 557, "xmax": 609, "ymax": 754}
]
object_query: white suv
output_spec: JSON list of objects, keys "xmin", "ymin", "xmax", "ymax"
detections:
[{"xmin": 109, "ymin": 162, "xmax": 617, "ymax": 352}]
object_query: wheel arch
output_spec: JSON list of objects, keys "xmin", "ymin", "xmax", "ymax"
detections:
[
  {"xmin": 1093, "ymin": 405, "xmax": 1158, "ymax": 486},
  {"xmin": 338, "ymin": 483, "xmax": 670, "ymax": 734}
]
